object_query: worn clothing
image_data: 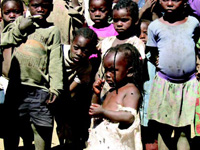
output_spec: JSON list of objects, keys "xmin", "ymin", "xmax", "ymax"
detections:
[
  {"xmin": 140, "ymin": 56, "xmax": 156, "ymax": 126},
  {"xmin": 18, "ymin": 86, "xmax": 52, "ymax": 127},
  {"xmin": 147, "ymin": 16, "xmax": 199, "ymax": 80},
  {"xmin": 47, "ymin": 0, "xmax": 84, "ymax": 45},
  {"xmin": 148, "ymin": 73, "xmax": 198, "ymax": 127},
  {"xmin": 86, "ymin": 105, "xmax": 142, "ymax": 150},
  {"xmin": 189, "ymin": 0, "xmax": 200, "ymax": 17},
  {"xmin": 195, "ymin": 85, "xmax": 200, "ymax": 136},
  {"xmin": 89, "ymin": 24, "xmax": 118, "ymax": 39},
  {"xmin": 100, "ymin": 36, "xmax": 145, "ymax": 60},
  {"xmin": 147, "ymin": 16, "xmax": 200, "ymax": 131},
  {"xmin": 1, "ymin": 16, "xmax": 64, "ymax": 96}
]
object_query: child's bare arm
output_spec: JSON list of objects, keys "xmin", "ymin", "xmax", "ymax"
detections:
[
  {"xmin": 90, "ymin": 85, "xmax": 141, "ymax": 124},
  {"xmin": 146, "ymin": 46, "xmax": 159, "ymax": 67},
  {"xmin": 89, "ymin": 103, "xmax": 135, "ymax": 124}
]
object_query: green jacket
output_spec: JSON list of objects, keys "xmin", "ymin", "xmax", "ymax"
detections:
[{"xmin": 1, "ymin": 16, "xmax": 64, "ymax": 96}]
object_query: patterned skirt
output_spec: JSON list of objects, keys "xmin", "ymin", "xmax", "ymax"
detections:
[
  {"xmin": 148, "ymin": 73, "xmax": 198, "ymax": 129},
  {"xmin": 195, "ymin": 85, "xmax": 200, "ymax": 136}
]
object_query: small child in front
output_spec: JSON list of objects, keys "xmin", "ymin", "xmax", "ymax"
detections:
[{"xmin": 85, "ymin": 43, "xmax": 143, "ymax": 150}]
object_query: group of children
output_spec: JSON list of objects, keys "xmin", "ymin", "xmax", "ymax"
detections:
[{"xmin": 0, "ymin": 0, "xmax": 200, "ymax": 150}]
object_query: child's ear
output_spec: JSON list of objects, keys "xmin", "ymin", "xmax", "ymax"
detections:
[{"xmin": 127, "ymin": 67, "xmax": 134, "ymax": 78}]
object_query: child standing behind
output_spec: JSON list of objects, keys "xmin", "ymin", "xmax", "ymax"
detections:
[
  {"xmin": 85, "ymin": 43, "xmax": 143, "ymax": 150},
  {"xmin": 94, "ymin": 0, "xmax": 145, "ymax": 102},
  {"xmin": 88, "ymin": 0, "xmax": 118, "ymax": 40},
  {"xmin": 1, "ymin": 0, "xmax": 64, "ymax": 149},
  {"xmin": 139, "ymin": 19, "xmax": 158, "ymax": 150},
  {"xmin": 88, "ymin": 0, "xmax": 118, "ymax": 79},
  {"xmin": 146, "ymin": 0, "xmax": 200, "ymax": 149},
  {"xmin": 0, "ymin": 0, "xmax": 24, "ymax": 137},
  {"xmin": 0, "ymin": 0, "xmax": 24, "ymax": 83}
]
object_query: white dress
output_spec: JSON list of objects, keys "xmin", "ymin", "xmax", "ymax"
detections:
[{"xmin": 85, "ymin": 105, "xmax": 143, "ymax": 150}]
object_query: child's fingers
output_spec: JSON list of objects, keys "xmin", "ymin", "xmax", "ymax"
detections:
[{"xmin": 91, "ymin": 103, "xmax": 100, "ymax": 107}]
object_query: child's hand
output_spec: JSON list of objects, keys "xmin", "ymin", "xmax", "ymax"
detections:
[
  {"xmin": 144, "ymin": 0, "xmax": 157, "ymax": 11},
  {"xmin": 93, "ymin": 78, "xmax": 105, "ymax": 95},
  {"xmin": 46, "ymin": 93, "xmax": 57, "ymax": 104},
  {"xmin": 19, "ymin": 16, "xmax": 34, "ymax": 33},
  {"xmin": 89, "ymin": 103, "xmax": 104, "ymax": 117}
]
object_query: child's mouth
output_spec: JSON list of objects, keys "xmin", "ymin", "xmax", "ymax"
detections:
[{"xmin": 94, "ymin": 19, "xmax": 101, "ymax": 22}]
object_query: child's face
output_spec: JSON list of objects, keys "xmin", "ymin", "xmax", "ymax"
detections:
[
  {"xmin": 89, "ymin": 0, "xmax": 110, "ymax": 27},
  {"xmin": 29, "ymin": 0, "xmax": 52, "ymax": 20},
  {"xmin": 159, "ymin": 0, "xmax": 183, "ymax": 13},
  {"xmin": 70, "ymin": 35, "xmax": 92, "ymax": 63},
  {"xmin": 103, "ymin": 52, "xmax": 128, "ymax": 87},
  {"xmin": 2, "ymin": 1, "xmax": 23, "ymax": 25},
  {"xmin": 139, "ymin": 22, "xmax": 149, "ymax": 44},
  {"xmin": 113, "ymin": 8, "xmax": 133, "ymax": 35}
]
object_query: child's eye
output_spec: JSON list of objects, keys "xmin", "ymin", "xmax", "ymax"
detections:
[
  {"xmin": 89, "ymin": 9, "xmax": 95, "ymax": 13},
  {"xmin": 13, "ymin": 10, "xmax": 21, "ymax": 14},
  {"xmin": 4, "ymin": 12, "xmax": 10, "ymax": 15},
  {"xmin": 31, "ymin": 4, "xmax": 39, "ymax": 8},
  {"xmin": 82, "ymin": 49, "xmax": 90, "ymax": 55},
  {"xmin": 121, "ymin": 18, "xmax": 129, "ymax": 22},
  {"xmin": 73, "ymin": 46, "xmax": 79, "ymax": 50},
  {"xmin": 100, "ymin": 9, "xmax": 106, "ymax": 13},
  {"xmin": 113, "ymin": 19, "xmax": 119, "ymax": 23}
]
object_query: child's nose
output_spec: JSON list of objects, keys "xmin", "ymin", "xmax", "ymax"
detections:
[
  {"xmin": 76, "ymin": 49, "xmax": 82, "ymax": 55},
  {"xmin": 105, "ymin": 71, "xmax": 111, "ymax": 78},
  {"xmin": 95, "ymin": 10, "xmax": 101, "ymax": 16},
  {"xmin": 9, "ymin": 12, "xmax": 16, "ymax": 18},
  {"xmin": 37, "ymin": 6, "xmax": 44, "ymax": 12},
  {"xmin": 117, "ymin": 21, "xmax": 123, "ymax": 26},
  {"xmin": 167, "ymin": 0, "xmax": 173, "ymax": 5}
]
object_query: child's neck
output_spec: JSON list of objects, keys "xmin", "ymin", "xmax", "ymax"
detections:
[
  {"xmin": 112, "ymin": 31, "xmax": 136, "ymax": 47},
  {"xmin": 35, "ymin": 19, "xmax": 49, "ymax": 27},
  {"xmin": 93, "ymin": 22, "xmax": 110, "ymax": 29},
  {"xmin": 162, "ymin": 12, "xmax": 187, "ymax": 24}
]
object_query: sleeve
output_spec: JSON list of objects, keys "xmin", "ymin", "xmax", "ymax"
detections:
[
  {"xmin": 47, "ymin": 27, "xmax": 64, "ymax": 96},
  {"xmin": 146, "ymin": 23, "xmax": 157, "ymax": 48},
  {"xmin": 68, "ymin": 5, "xmax": 85, "ymax": 26},
  {"xmin": 1, "ymin": 16, "xmax": 27, "ymax": 47}
]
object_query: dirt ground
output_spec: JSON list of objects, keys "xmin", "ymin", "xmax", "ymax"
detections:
[{"xmin": 0, "ymin": 121, "xmax": 60, "ymax": 150}]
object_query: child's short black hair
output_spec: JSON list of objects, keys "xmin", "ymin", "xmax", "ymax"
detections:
[
  {"xmin": 28, "ymin": 0, "xmax": 53, "ymax": 3},
  {"xmin": 113, "ymin": 0, "xmax": 139, "ymax": 24},
  {"xmin": 73, "ymin": 27, "xmax": 98, "ymax": 53},
  {"xmin": 1, "ymin": 0, "xmax": 24, "ymax": 13},
  {"xmin": 89, "ymin": 0, "xmax": 113, "ymax": 11}
]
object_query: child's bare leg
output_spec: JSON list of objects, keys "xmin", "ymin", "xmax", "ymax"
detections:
[
  {"xmin": 31, "ymin": 123, "xmax": 53, "ymax": 150},
  {"xmin": 177, "ymin": 132, "xmax": 190, "ymax": 150},
  {"xmin": 158, "ymin": 134, "xmax": 169, "ymax": 150}
]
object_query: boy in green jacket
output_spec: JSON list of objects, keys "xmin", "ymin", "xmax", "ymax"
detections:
[{"xmin": 1, "ymin": 0, "xmax": 64, "ymax": 149}]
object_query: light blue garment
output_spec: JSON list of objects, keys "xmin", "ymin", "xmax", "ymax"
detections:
[
  {"xmin": 140, "ymin": 53, "xmax": 156, "ymax": 126},
  {"xmin": 0, "ymin": 89, "xmax": 5, "ymax": 104},
  {"xmin": 138, "ymin": 0, "xmax": 145, "ymax": 9},
  {"xmin": 147, "ymin": 16, "xmax": 199, "ymax": 79}
]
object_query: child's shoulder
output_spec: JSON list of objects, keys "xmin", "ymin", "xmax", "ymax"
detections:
[
  {"xmin": 121, "ymin": 83, "xmax": 140, "ymax": 95},
  {"xmin": 148, "ymin": 18, "xmax": 161, "ymax": 28}
]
